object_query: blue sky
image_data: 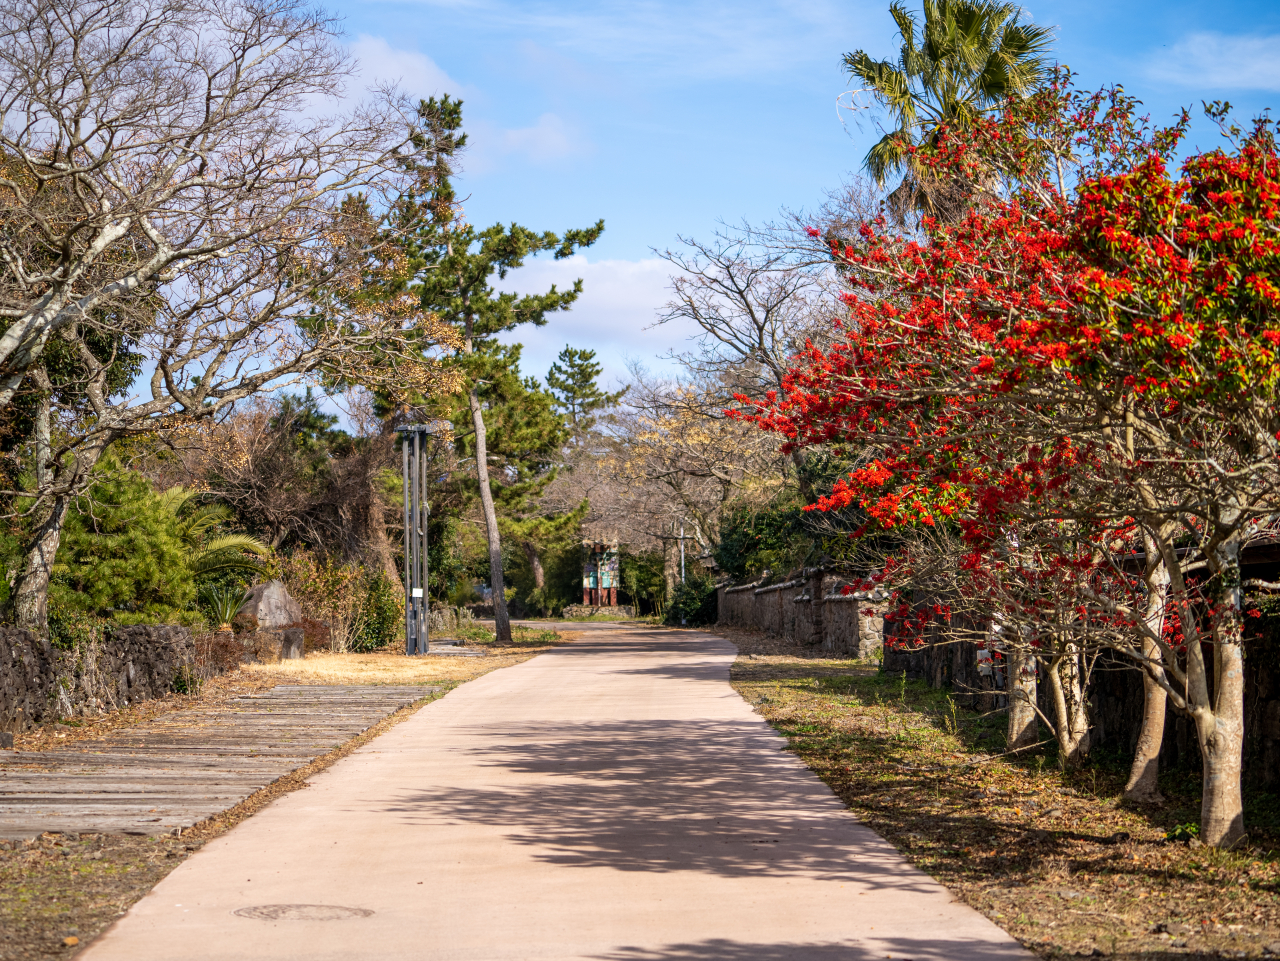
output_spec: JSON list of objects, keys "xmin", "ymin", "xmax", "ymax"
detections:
[{"xmin": 327, "ymin": 0, "xmax": 1280, "ymax": 391}]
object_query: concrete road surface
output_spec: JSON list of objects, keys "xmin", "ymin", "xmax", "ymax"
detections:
[{"xmin": 82, "ymin": 624, "xmax": 1033, "ymax": 961}]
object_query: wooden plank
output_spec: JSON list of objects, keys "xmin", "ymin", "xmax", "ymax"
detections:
[{"xmin": 0, "ymin": 684, "xmax": 439, "ymax": 839}]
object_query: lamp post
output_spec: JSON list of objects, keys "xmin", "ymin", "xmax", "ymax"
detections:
[{"xmin": 398, "ymin": 422, "xmax": 448, "ymax": 655}]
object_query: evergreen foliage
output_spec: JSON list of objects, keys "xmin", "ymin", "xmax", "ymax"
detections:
[
  {"xmin": 354, "ymin": 570, "xmax": 403, "ymax": 651},
  {"xmin": 620, "ymin": 550, "xmax": 668, "ymax": 617},
  {"xmin": 666, "ymin": 571, "xmax": 718, "ymax": 627},
  {"xmin": 546, "ymin": 346, "xmax": 626, "ymax": 434},
  {"xmin": 365, "ymin": 98, "xmax": 604, "ymax": 627},
  {"xmin": 49, "ymin": 467, "xmax": 199, "ymax": 625}
]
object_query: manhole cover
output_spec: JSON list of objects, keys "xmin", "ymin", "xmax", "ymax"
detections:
[{"xmin": 234, "ymin": 905, "xmax": 374, "ymax": 921}]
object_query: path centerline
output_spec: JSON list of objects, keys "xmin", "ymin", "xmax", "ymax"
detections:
[{"xmin": 82, "ymin": 624, "xmax": 1032, "ymax": 961}]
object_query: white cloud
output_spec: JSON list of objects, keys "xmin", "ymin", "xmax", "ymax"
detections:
[
  {"xmin": 465, "ymin": 113, "xmax": 591, "ymax": 172},
  {"xmin": 501, "ymin": 113, "xmax": 580, "ymax": 162},
  {"xmin": 1146, "ymin": 33, "xmax": 1280, "ymax": 91},
  {"xmin": 347, "ymin": 34, "xmax": 463, "ymax": 100},
  {"xmin": 492, "ymin": 255, "xmax": 697, "ymax": 388},
  {"xmin": 396, "ymin": 0, "xmax": 862, "ymax": 83}
]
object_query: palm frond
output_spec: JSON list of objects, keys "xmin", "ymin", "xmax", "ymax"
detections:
[
  {"xmin": 189, "ymin": 551, "xmax": 267, "ymax": 579},
  {"xmin": 156, "ymin": 486, "xmax": 194, "ymax": 517},
  {"xmin": 180, "ymin": 504, "xmax": 236, "ymax": 543},
  {"xmin": 864, "ymin": 130, "xmax": 914, "ymax": 185},
  {"xmin": 844, "ymin": 0, "xmax": 1055, "ymax": 212},
  {"xmin": 201, "ymin": 585, "xmax": 251, "ymax": 625},
  {"xmin": 201, "ymin": 533, "xmax": 271, "ymax": 557}
]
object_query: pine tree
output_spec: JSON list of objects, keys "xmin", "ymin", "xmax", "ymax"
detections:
[
  {"xmin": 546, "ymin": 346, "xmax": 626, "ymax": 436},
  {"xmin": 452, "ymin": 343, "xmax": 586, "ymax": 614},
  {"xmin": 403, "ymin": 99, "xmax": 603, "ymax": 641}
]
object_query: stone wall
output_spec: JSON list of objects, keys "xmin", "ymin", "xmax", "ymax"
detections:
[
  {"xmin": 560, "ymin": 604, "xmax": 635, "ymax": 619},
  {"xmin": 1, "ymin": 625, "xmax": 197, "ymax": 733},
  {"xmin": 0, "ymin": 624, "xmax": 304, "ymax": 734},
  {"xmin": 717, "ymin": 570, "xmax": 885, "ymax": 658},
  {"xmin": 429, "ymin": 605, "xmax": 476, "ymax": 636}
]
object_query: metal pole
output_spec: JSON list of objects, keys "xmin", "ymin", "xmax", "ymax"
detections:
[
  {"xmin": 417, "ymin": 430, "xmax": 428, "ymax": 655},
  {"xmin": 397, "ymin": 422, "xmax": 447, "ymax": 655},
  {"xmin": 409, "ymin": 430, "xmax": 418, "ymax": 654},
  {"xmin": 430, "ymin": 496, "xmax": 435, "ymax": 655},
  {"xmin": 402, "ymin": 435, "xmax": 411, "ymax": 656},
  {"xmin": 412, "ymin": 431, "xmax": 423, "ymax": 655}
]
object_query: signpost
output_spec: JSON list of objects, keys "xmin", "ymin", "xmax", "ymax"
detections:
[{"xmin": 398, "ymin": 423, "xmax": 447, "ymax": 655}]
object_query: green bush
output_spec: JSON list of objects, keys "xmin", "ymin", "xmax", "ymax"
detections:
[
  {"xmin": 620, "ymin": 550, "xmax": 667, "ymax": 617},
  {"xmin": 354, "ymin": 571, "xmax": 403, "ymax": 652},
  {"xmin": 50, "ymin": 467, "xmax": 196, "ymax": 624},
  {"xmin": 47, "ymin": 601, "xmax": 106, "ymax": 651},
  {"xmin": 666, "ymin": 575, "xmax": 718, "ymax": 627}
]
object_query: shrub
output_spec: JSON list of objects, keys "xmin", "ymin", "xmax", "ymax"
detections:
[
  {"xmin": 354, "ymin": 571, "xmax": 403, "ymax": 652},
  {"xmin": 666, "ymin": 575, "xmax": 718, "ymax": 627},
  {"xmin": 278, "ymin": 552, "xmax": 404, "ymax": 653},
  {"xmin": 50, "ymin": 466, "xmax": 195, "ymax": 623}
]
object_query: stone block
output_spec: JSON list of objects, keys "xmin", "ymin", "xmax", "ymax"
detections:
[
  {"xmin": 233, "ymin": 580, "xmax": 302, "ymax": 632},
  {"xmin": 239, "ymin": 630, "xmax": 285, "ymax": 664},
  {"xmin": 281, "ymin": 628, "xmax": 304, "ymax": 660}
]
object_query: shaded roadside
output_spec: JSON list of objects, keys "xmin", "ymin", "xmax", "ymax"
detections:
[{"xmin": 723, "ymin": 627, "xmax": 1280, "ymax": 960}]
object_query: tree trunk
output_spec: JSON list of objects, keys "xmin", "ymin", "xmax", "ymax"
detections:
[
  {"xmin": 1194, "ymin": 539, "xmax": 1246, "ymax": 847},
  {"xmin": 10, "ymin": 373, "xmax": 67, "ymax": 635},
  {"xmin": 1047, "ymin": 643, "xmax": 1090, "ymax": 767},
  {"xmin": 11, "ymin": 496, "xmax": 70, "ymax": 634},
  {"xmin": 524, "ymin": 542, "xmax": 547, "ymax": 616},
  {"xmin": 1124, "ymin": 557, "xmax": 1170, "ymax": 804},
  {"xmin": 1006, "ymin": 642, "xmax": 1039, "ymax": 752},
  {"xmin": 1197, "ymin": 635, "xmax": 1246, "ymax": 847},
  {"xmin": 469, "ymin": 388, "xmax": 511, "ymax": 643}
]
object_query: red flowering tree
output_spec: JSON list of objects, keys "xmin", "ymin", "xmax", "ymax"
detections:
[{"xmin": 742, "ymin": 75, "xmax": 1280, "ymax": 847}]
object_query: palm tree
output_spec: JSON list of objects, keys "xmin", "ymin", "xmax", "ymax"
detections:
[
  {"xmin": 845, "ymin": 0, "xmax": 1054, "ymax": 218},
  {"xmin": 156, "ymin": 488, "xmax": 270, "ymax": 578}
]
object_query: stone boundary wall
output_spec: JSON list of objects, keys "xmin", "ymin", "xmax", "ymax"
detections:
[
  {"xmin": 0, "ymin": 625, "xmax": 303, "ymax": 735},
  {"xmin": 560, "ymin": 604, "xmax": 635, "ymax": 619},
  {"xmin": 717, "ymin": 570, "xmax": 885, "ymax": 658},
  {"xmin": 1, "ymin": 625, "xmax": 196, "ymax": 733}
]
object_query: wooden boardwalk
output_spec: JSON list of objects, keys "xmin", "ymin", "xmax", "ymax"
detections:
[{"xmin": 0, "ymin": 685, "xmax": 435, "ymax": 840}]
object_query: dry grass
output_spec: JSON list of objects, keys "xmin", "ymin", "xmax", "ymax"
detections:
[{"xmin": 242, "ymin": 649, "xmax": 527, "ymax": 686}]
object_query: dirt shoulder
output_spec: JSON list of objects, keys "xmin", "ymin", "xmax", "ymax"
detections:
[
  {"xmin": 0, "ymin": 626, "xmax": 571, "ymax": 961},
  {"xmin": 721, "ymin": 626, "xmax": 1280, "ymax": 961}
]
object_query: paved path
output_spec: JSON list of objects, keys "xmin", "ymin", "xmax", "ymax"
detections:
[
  {"xmin": 0, "ymin": 686, "xmax": 434, "ymax": 839},
  {"xmin": 82, "ymin": 625, "xmax": 1032, "ymax": 961}
]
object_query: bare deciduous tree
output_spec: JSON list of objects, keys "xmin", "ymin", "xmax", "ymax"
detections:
[{"xmin": 0, "ymin": 0, "xmax": 419, "ymax": 408}]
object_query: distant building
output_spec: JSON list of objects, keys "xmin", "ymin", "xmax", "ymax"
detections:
[{"xmin": 582, "ymin": 539, "xmax": 620, "ymax": 607}]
